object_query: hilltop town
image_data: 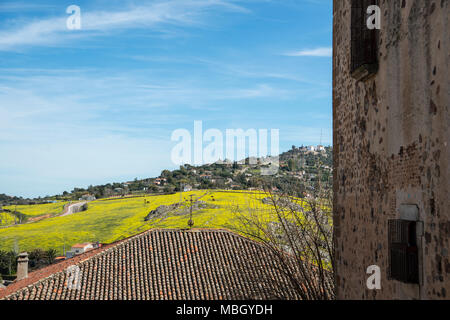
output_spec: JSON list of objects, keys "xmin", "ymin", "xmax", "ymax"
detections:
[
  {"xmin": 0, "ymin": 145, "xmax": 332, "ymax": 206},
  {"xmin": 63, "ymin": 145, "xmax": 332, "ymax": 200}
]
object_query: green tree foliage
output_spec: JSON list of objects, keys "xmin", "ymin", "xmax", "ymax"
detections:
[
  {"xmin": 0, "ymin": 250, "xmax": 17, "ymax": 276},
  {"xmin": 46, "ymin": 249, "xmax": 57, "ymax": 265},
  {"xmin": 288, "ymin": 159, "xmax": 296, "ymax": 172}
]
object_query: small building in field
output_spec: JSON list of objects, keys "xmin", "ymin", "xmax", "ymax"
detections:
[
  {"xmin": 71, "ymin": 243, "xmax": 94, "ymax": 255},
  {"xmin": 66, "ymin": 242, "xmax": 101, "ymax": 258}
]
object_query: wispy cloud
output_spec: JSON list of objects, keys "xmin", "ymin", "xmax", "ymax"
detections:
[
  {"xmin": 0, "ymin": 67, "xmax": 296, "ymax": 136},
  {"xmin": 284, "ymin": 47, "xmax": 332, "ymax": 57},
  {"xmin": 0, "ymin": 66, "xmax": 295, "ymax": 197},
  {"xmin": 191, "ymin": 57, "xmax": 329, "ymax": 86},
  {"xmin": 0, "ymin": 0, "xmax": 333, "ymax": 197},
  {"xmin": 0, "ymin": 2, "xmax": 56, "ymax": 12},
  {"xmin": 0, "ymin": 0, "xmax": 250, "ymax": 51}
]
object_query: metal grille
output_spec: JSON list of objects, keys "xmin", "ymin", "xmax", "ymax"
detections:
[
  {"xmin": 388, "ymin": 220, "xmax": 419, "ymax": 284},
  {"xmin": 350, "ymin": 0, "xmax": 379, "ymax": 76}
]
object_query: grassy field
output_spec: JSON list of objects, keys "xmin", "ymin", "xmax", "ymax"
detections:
[
  {"xmin": 0, "ymin": 211, "xmax": 16, "ymax": 227},
  {"xmin": 3, "ymin": 202, "xmax": 67, "ymax": 217},
  {"xmin": 0, "ymin": 190, "xmax": 282, "ymax": 254}
]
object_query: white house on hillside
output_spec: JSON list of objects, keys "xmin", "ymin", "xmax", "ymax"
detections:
[
  {"xmin": 71, "ymin": 243, "xmax": 94, "ymax": 255},
  {"xmin": 65, "ymin": 242, "xmax": 101, "ymax": 259}
]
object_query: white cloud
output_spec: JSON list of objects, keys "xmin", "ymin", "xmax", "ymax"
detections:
[
  {"xmin": 285, "ymin": 47, "xmax": 332, "ymax": 57},
  {"xmin": 0, "ymin": 0, "xmax": 250, "ymax": 51},
  {"xmin": 0, "ymin": 67, "xmax": 297, "ymax": 195}
]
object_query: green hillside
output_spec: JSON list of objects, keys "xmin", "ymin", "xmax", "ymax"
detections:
[{"xmin": 0, "ymin": 190, "xmax": 283, "ymax": 254}]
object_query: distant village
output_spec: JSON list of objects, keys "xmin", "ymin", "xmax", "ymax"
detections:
[
  {"xmin": 59, "ymin": 145, "xmax": 332, "ymax": 201},
  {"xmin": 0, "ymin": 145, "xmax": 333, "ymax": 207}
]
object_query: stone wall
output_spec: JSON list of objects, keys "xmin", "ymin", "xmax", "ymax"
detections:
[{"xmin": 333, "ymin": 0, "xmax": 449, "ymax": 299}]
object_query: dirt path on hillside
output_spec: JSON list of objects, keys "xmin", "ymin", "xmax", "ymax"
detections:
[
  {"xmin": 0, "ymin": 201, "xmax": 89, "ymax": 229},
  {"xmin": 60, "ymin": 202, "xmax": 88, "ymax": 217}
]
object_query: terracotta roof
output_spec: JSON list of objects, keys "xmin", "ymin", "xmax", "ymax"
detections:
[{"xmin": 0, "ymin": 229, "xmax": 300, "ymax": 300}]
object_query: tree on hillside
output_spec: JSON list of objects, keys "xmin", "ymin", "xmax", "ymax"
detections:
[
  {"xmin": 46, "ymin": 249, "xmax": 57, "ymax": 265},
  {"xmin": 232, "ymin": 176, "xmax": 334, "ymax": 300},
  {"xmin": 163, "ymin": 185, "xmax": 174, "ymax": 193},
  {"xmin": 29, "ymin": 249, "xmax": 46, "ymax": 269},
  {"xmin": 0, "ymin": 250, "xmax": 10, "ymax": 275},
  {"xmin": 0, "ymin": 250, "xmax": 18, "ymax": 276},
  {"xmin": 288, "ymin": 158, "xmax": 296, "ymax": 172}
]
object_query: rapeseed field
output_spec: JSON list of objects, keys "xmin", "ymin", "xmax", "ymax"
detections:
[{"xmin": 0, "ymin": 190, "xmax": 279, "ymax": 254}]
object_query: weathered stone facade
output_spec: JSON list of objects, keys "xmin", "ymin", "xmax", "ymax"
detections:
[{"xmin": 333, "ymin": 0, "xmax": 449, "ymax": 299}]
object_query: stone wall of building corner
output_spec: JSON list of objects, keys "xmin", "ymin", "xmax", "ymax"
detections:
[{"xmin": 333, "ymin": 0, "xmax": 449, "ymax": 300}]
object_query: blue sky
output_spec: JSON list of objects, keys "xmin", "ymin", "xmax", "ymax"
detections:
[{"xmin": 0, "ymin": 0, "xmax": 332, "ymax": 198}]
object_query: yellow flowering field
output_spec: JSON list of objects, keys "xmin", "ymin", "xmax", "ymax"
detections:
[
  {"xmin": 3, "ymin": 202, "xmax": 67, "ymax": 217},
  {"xmin": 0, "ymin": 211, "xmax": 16, "ymax": 227},
  {"xmin": 0, "ymin": 190, "xmax": 277, "ymax": 254}
]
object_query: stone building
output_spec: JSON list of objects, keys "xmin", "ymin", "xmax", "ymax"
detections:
[{"xmin": 333, "ymin": 1, "xmax": 449, "ymax": 299}]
